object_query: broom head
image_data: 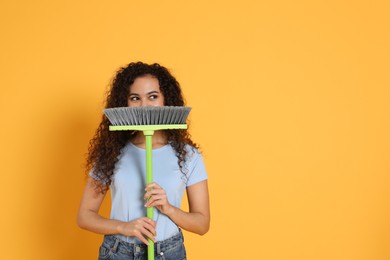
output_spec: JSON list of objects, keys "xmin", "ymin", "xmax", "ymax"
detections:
[{"xmin": 104, "ymin": 106, "xmax": 191, "ymax": 126}]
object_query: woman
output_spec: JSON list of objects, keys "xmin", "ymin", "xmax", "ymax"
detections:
[{"xmin": 77, "ymin": 62, "xmax": 210, "ymax": 260}]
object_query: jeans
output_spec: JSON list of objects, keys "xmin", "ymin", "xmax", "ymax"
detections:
[{"xmin": 98, "ymin": 230, "xmax": 186, "ymax": 260}]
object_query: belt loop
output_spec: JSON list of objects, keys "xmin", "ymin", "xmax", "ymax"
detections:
[
  {"xmin": 111, "ymin": 237, "xmax": 120, "ymax": 253},
  {"xmin": 156, "ymin": 242, "xmax": 161, "ymax": 255}
]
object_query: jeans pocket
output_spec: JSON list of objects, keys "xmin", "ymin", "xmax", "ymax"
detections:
[
  {"xmin": 98, "ymin": 243, "xmax": 112, "ymax": 260},
  {"xmin": 159, "ymin": 242, "xmax": 186, "ymax": 260}
]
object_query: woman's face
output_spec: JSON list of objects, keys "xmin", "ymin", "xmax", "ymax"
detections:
[{"xmin": 127, "ymin": 75, "xmax": 165, "ymax": 107}]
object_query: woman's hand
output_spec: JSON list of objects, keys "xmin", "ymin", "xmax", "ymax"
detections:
[
  {"xmin": 144, "ymin": 182, "xmax": 173, "ymax": 215},
  {"xmin": 117, "ymin": 217, "xmax": 156, "ymax": 245}
]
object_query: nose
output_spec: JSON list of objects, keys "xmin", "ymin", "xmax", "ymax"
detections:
[{"xmin": 140, "ymin": 99, "xmax": 151, "ymax": 107}]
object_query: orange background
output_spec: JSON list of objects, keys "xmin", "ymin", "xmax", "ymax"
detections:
[{"xmin": 1, "ymin": 1, "xmax": 389, "ymax": 259}]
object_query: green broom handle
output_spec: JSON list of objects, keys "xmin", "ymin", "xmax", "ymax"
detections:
[
  {"xmin": 144, "ymin": 130, "xmax": 155, "ymax": 260},
  {"xmin": 108, "ymin": 125, "xmax": 188, "ymax": 260}
]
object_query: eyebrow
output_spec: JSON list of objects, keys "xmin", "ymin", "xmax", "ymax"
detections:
[
  {"xmin": 147, "ymin": 91, "xmax": 160, "ymax": 95},
  {"xmin": 129, "ymin": 91, "xmax": 160, "ymax": 95}
]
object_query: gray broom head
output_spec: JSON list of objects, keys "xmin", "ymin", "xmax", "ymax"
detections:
[{"xmin": 104, "ymin": 106, "xmax": 191, "ymax": 126}]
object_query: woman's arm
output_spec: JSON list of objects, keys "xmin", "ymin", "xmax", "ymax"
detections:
[
  {"xmin": 77, "ymin": 177, "xmax": 156, "ymax": 244},
  {"xmin": 144, "ymin": 180, "xmax": 210, "ymax": 235}
]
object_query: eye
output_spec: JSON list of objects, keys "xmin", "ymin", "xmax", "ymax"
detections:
[
  {"xmin": 149, "ymin": 95, "xmax": 158, "ymax": 100},
  {"xmin": 129, "ymin": 96, "xmax": 140, "ymax": 101}
]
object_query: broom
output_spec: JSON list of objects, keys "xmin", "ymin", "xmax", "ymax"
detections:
[{"xmin": 104, "ymin": 106, "xmax": 191, "ymax": 260}]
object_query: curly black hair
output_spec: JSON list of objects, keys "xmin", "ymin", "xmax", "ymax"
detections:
[{"xmin": 86, "ymin": 62, "xmax": 198, "ymax": 193}]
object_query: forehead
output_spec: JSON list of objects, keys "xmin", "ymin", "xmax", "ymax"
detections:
[{"xmin": 129, "ymin": 75, "xmax": 160, "ymax": 92}]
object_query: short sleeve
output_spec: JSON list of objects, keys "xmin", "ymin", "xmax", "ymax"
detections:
[
  {"xmin": 89, "ymin": 168, "xmax": 110, "ymax": 185},
  {"xmin": 186, "ymin": 149, "xmax": 208, "ymax": 187}
]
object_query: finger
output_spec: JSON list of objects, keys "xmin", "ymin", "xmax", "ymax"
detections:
[
  {"xmin": 141, "ymin": 219, "xmax": 157, "ymax": 235},
  {"xmin": 142, "ymin": 217, "xmax": 157, "ymax": 227},
  {"xmin": 144, "ymin": 184, "xmax": 158, "ymax": 200},
  {"xmin": 134, "ymin": 220, "xmax": 156, "ymax": 244},
  {"xmin": 143, "ymin": 223, "xmax": 156, "ymax": 236},
  {"xmin": 145, "ymin": 195, "xmax": 167, "ymax": 207},
  {"xmin": 145, "ymin": 182, "xmax": 161, "ymax": 191},
  {"xmin": 144, "ymin": 194, "xmax": 162, "ymax": 206},
  {"xmin": 144, "ymin": 186, "xmax": 166, "ymax": 197},
  {"xmin": 144, "ymin": 189, "xmax": 165, "ymax": 200},
  {"xmin": 140, "ymin": 227, "xmax": 157, "ymax": 242},
  {"xmin": 133, "ymin": 230, "xmax": 150, "ymax": 245}
]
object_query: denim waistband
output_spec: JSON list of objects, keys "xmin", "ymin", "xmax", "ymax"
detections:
[{"xmin": 102, "ymin": 229, "xmax": 184, "ymax": 256}]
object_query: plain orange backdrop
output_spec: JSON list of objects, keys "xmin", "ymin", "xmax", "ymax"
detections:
[{"xmin": 0, "ymin": 1, "xmax": 389, "ymax": 259}]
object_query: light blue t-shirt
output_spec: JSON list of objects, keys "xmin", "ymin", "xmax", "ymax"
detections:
[{"xmin": 92, "ymin": 142, "xmax": 208, "ymax": 243}]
